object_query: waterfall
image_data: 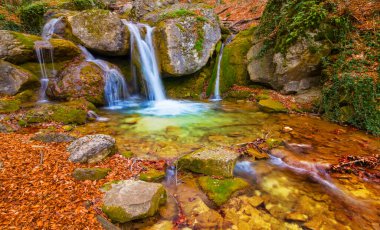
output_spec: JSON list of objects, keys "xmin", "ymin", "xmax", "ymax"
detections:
[
  {"xmin": 35, "ymin": 17, "xmax": 62, "ymax": 102},
  {"xmin": 78, "ymin": 45, "xmax": 129, "ymax": 107},
  {"xmin": 211, "ymin": 35, "xmax": 235, "ymax": 101},
  {"xmin": 122, "ymin": 20, "xmax": 166, "ymax": 101}
]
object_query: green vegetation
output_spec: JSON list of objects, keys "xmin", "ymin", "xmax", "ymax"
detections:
[
  {"xmin": 159, "ymin": 9, "xmax": 196, "ymax": 21},
  {"xmin": 139, "ymin": 169, "xmax": 166, "ymax": 182},
  {"xmin": 19, "ymin": 2, "xmax": 48, "ymax": 34}
]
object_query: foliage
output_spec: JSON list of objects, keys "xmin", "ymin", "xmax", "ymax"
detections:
[
  {"xmin": 18, "ymin": 1, "xmax": 48, "ymax": 34},
  {"xmin": 71, "ymin": 0, "xmax": 105, "ymax": 10},
  {"xmin": 159, "ymin": 9, "xmax": 196, "ymax": 21}
]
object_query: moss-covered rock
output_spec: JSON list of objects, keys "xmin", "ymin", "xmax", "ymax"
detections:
[
  {"xmin": 0, "ymin": 99, "xmax": 21, "ymax": 114},
  {"xmin": 146, "ymin": 3, "xmax": 221, "ymax": 76},
  {"xmin": 72, "ymin": 168, "xmax": 111, "ymax": 180},
  {"xmin": 47, "ymin": 60, "xmax": 106, "ymax": 105},
  {"xmin": 100, "ymin": 180, "xmax": 123, "ymax": 192},
  {"xmin": 0, "ymin": 60, "xmax": 39, "ymax": 96},
  {"xmin": 139, "ymin": 169, "xmax": 166, "ymax": 182},
  {"xmin": 102, "ymin": 180, "xmax": 166, "ymax": 223},
  {"xmin": 31, "ymin": 132, "xmax": 76, "ymax": 143},
  {"xmin": 198, "ymin": 176, "xmax": 249, "ymax": 206},
  {"xmin": 178, "ymin": 147, "xmax": 239, "ymax": 178},
  {"xmin": 258, "ymin": 99, "xmax": 287, "ymax": 113}
]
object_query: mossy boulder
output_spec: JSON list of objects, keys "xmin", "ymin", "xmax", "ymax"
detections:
[
  {"xmin": 132, "ymin": 0, "xmax": 177, "ymax": 19},
  {"xmin": 72, "ymin": 168, "xmax": 111, "ymax": 180},
  {"xmin": 139, "ymin": 169, "xmax": 166, "ymax": 182},
  {"xmin": 0, "ymin": 99, "xmax": 21, "ymax": 114},
  {"xmin": 207, "ymin": 27, "xmax": 255, "ymax": 97},
  {"xmin": 31, "ymin": 132, "xmax": 76, "ymax": 143},
  {"xmin": 258, "ymin": 99, "xmax": 287, "ymax": 113},
  {"xmin": 102, "ymin": 180, "xmax": 166, "ymax": 223},
  {"xmin": 198, "ymin": 176, "xmax": 249, "ymax": 206},
  {"xmin": 25, "ymin": 99, "xmax": 95, "ymax": 124},
  {"xmin": 61, "ymin": 9, "xmax": 130, "ymax": 56},
  {"xmin": 47, "ymin": 60, "xmax": 106, "ymax": 105},
  {"xmin": 0, "ymin": 60, "xmax": 39, "ymax": 96},
  {"xmin": 145, "ymin": 3, "xmax": 221, "ymax": 76},
  {"xmin": 178, "ymin": 147, "xmax": 239, "ymax": 177},
  {"xmin": 0, "ymin": 30, "xmax": 80, "ymax": 64}
]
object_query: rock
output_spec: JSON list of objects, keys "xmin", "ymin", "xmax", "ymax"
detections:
[
  {"xmin": 31, "ymin": 133, "xmax": 76, "ymax": 143},
  {"xmin": 0, "ymin": 98, "xmax": 21, "ymax": 114},
  {"xmin": 246, "ymin": 148, "xmax": 269, "ymax": 160},
  {"xmin": 146, "ymin": 220, "xmax": 173, "ymax": 230},
  {"xmin": 96, "ymin": 215, "xmax": 120, "ymax": 230},
  {"xmin": 62, "ymin": 10, "xmax": 129, "ymax": 56},
  {"xmin": 0, "ymin": 60, "xmax": 39, "ymax": 96},
  {"xmin": 247, "ymin": 196, "xmax": 264, "ymax": 207},
  {"xmin": 131, "ymin": 0, "xmax": 177, "ymax": 19},
  {"xmin": 198, "ymin": 176, "xmax": 249, "ymax": 206},
  {"xmin": 0, "ymin": 30, "xmax": 80, "ymax": 64},
  {"xmin": 73, "ymin": 168, "xmax": 111, "ymax": 180},
  {"xmin": 47, "ymin": 61, "xmax": 106, "ymax": 105},
  {"xmin": 284, "ymin": 142, "xmax": 313, "ymax": 154},
  {"xmin": 178, "ymin": 147, "xmax": 239, "ymax": 177},
  {"xmin": 102, "ymin": 180, "xmax": 166, "ymax": 223},
  {"xmin": 146, "ymin": 3, "xmax": 221, "ymax": 76},
  {"xmin": 258, "ymin": 99, "xmax": 287, "ymax": 113},
  {"xmin": 285, "ymin": 212, "xmax": 309, "ymax": 222},
  {"xmin": 139, "ymin": 169, "xmax": 166, "ymax": 182},
  {"xmin": 68, "ymin": 134, "xmax": 117, "ymax": 163},
  {"xmin": 0, "ymin": 123, "xmax": 14, "ymax": 133},
  {"xmin": 247, "ymin": 37, "xmax": 330, "ymax": 93}
]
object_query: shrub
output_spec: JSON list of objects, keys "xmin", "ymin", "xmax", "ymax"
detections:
[{"xmin": 19, "ymin": 2, "xmax": 48, "ymax": 34}]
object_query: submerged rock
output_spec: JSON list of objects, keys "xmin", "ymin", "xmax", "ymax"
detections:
[
  {"xmin": 31, "ymin": 133, "xmax": 76, "ymax": 143},
  {"xmin": 178, "ymin": 147, "xmax": 239, "ymax": 177},
  {"xmin": 198, "ymin": 176, "xmax": 249, "ymax": 206},
  {"xmin": 47, "ymin": 61, "xmax": 106, "ymax": 105},
  {"xmin": 146, "ymin": 3, "xmax": 221, "ymax": 76},
  {"xmin": 0, "ymin": 60, "xmax": 39, "ymax": 96},
  {"xmin": 139, "ymin": 169, "xmax": 166, "ymax": 182},
  {"xmin": 72, "ymin": 168, "xmax": 111, "ymax": 180},
  {"xmin": 258, "ymin": 99, "xmax": 287, "ymax": 113},
  {"xmin": 68, "ymin": 134, "xmax": 117, "ymax": 163},
  {"xmin": 62, "ymin": 9, "xmax": 129, "ymax": 56},
  {"xmin": 102, "ymin": 180, "xmax": 166, "ymax": 223}
]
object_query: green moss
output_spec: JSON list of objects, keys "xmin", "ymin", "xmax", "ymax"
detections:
[
  {"xmin": 139, "ymin": 169, "xmax": 165, "ymax": 182},
  {"xmin": 11, "ymin": 31, "xmax": 41, "ymax": 49},
  {"xmin": 0, "ymin": 99, "xmax": 21, "ymax": 114},
  {"xmin": 159, "ymin": 9, "xmax": 196, "ymax": 21},
  {"xmin": 19, "ymin": 2, "xmax": 48, "ymax": 34},
  {"xmin": 15, "ymin": 90, "xmax": 37, "ymax": 103},
  {"xmin": 198, "ymin": 176, "xmax": 249, "ymax": 206},
  {"xmin": 73, "ymin": 168, "xmax": 111, "ymax": 180},
  {"xmin": 100, "ymin": 180, "xmax": 122, "ymax": 192},
  {"xmin": 266, "ymin": 138, "xmax": 282, "ymax": 149},
  {"xmin": 120, "ymin": 151, "xmax": 133, "ymax": 158},
  {"xmin": 102, "ymin": 206, "xmax": 131, "ymax": 223},
  {"xmin": 258, "ymin": 99, "xmax": 287, "ymax": 113}
]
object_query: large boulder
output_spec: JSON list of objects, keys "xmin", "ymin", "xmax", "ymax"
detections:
[
  {"xmin": 47, "ymin": 60, "xmax": 106, "ymax": 105},
  {"xmin": 247, "ymin": 37, "xmax": 331, "ymax": 94},
  {"xmin": 131, "ymin": 0, "xmax": 177, "ymax": 19},
  {"xmin": 178, "ymin": 147, "xmax": 239, "ymax": 177},
  {"xmin": 0, "ymin": 30, "xmax": 80, "ymax": 64},
  {"xmin": 61, "ymin": 9, "xmax": 130, "ymax": 56},
  {"xmin": 0, "ymin": 60, "xmax": 39, "ymax": 96},
  {"xmin": 144, "ymin": 3, "xmax": 221, "ymax": 76},
  {"xmin": 102, "ymin": 180, "xmax": 166, "ymax": 223},
  {"xmin": 68, "ymin": 134, "xmax": 117, "ymax": 163}
]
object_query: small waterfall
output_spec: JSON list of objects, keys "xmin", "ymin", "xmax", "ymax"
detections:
[
  {"xmin": 123, "ymin": 20, "xmax": 166, "ymax": 101},
  {"xmin": 78, "ymin": 45, "xmax": 129, "ymax": 107},
  {"xmin": 211, "ymin": 35, "xmax": 235, "ymax": 101},
  {"xmin": 35, "ymin": 17, "xmax": 62, "ymax": 102}
]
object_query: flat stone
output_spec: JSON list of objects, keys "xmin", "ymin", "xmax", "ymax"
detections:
[
  {"xmin": 258, "ymin": 99, "xmax": 287, "ymax": 113},
  {"xmin": 102, "ymin": 180, "xmax": 166, "ymax": 223},
  {"xmin": 31, "ymin": 133, "xmax": 76, "ymax": 143},
  {"xmin": 72, "ymin": 168, "xmax": 111, "ymax": 181},
  {"xmin": 178, "ymin": 147, "xmax": 239, "ymax": 177}
]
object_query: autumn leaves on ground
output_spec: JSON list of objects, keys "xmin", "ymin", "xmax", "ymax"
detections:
[{"xmin": 0, "ymin": 131, "xmax": 165, "ymax": 229}]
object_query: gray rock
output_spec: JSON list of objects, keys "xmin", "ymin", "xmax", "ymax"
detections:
[
  {"xmin": 102, "ymin": 180, "xmax": 166, "ymax": 223},
  {"xmin": 146, "ymin": 3, "xmax": 221, "ymax": 76},
  {"xmin": 283, "ymin": 81, "xmax": 300, "ymax": 94},
  {"xmin": 0, "ymin": 60, "xmax": 39, "ymax": 96},
  {"xmin": 64, "ymin": 10, "xmax": 130, "ymax": 56},
  {"xmin": 178, "ymin": 147, "xmax": 239, "ymax": 177},
  {"xmin": 132, "ymin": 0, "xmax": 177, "ymax": 19},
  {"xmin": 31, "ymin": 133, "xmax": 76, "ymax": 143},
  {"xmin": 68, "ymin": 134, "xmax": 117, "ymax": 163}
]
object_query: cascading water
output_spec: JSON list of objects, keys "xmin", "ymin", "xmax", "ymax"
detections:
[
  {"xmin": 123, "ymin": 20, "xmax": 166, "ymax": 101},
  {"xmin": 211, "ymin": 35, "xmax": 235, "ymax": 101},
  {"xmin": 35, "ymin": 17, "xmax": 62, "ymax": 102},
  {"xmin": 78, "ymin": 45, "xmax": 129, "ymax": 107}
]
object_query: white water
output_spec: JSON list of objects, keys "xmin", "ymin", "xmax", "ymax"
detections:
[
  {"xmin": 35, "ymin": 17, "xmax": 62, "ymax": 102},
  {"xmin": 78, "ymin": 46, "xmax": 129, "ymax": 108},
  {"xmin": 123, "ymin": 20, "xmax": 166, "ymax": 101}
]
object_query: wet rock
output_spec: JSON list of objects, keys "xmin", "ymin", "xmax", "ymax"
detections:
[
  {"xmin": 139, "ymin": 169, "xmax": 166, "ymax": 182},
  {"xmin": 284, "ymin": 142, "xmax": 313, "ymax": 154},
  {"xmin": 246, "ymin": 148, "xmax": 269, "ymax": 160},
  {"xmin": 68, "ymin": 134, "xmax": 117, "ymax": 163},
  {"xmin": 31, "ymin": 133, "xmax": 76, "ymax": 143},
  {"xmin": 198, "ymin": 176, "xmax": 249, "ymax": 206},
  {"xmin": 47, "ymin": 61, "xmax": 106, "ymax": 105},
  {"xmin": 258, "ymin": 99, "xmax": 287, "ymax": 113},
  {"xmin": 121, "ymin": 117, "xmax": 139, "ymax": 125},
  {"xmin": 145, "ymin": 3, "xmax": 221, "ymax": 76},
  {"xmin": 147, "ymin": 220, "xmax": 173, "ymax": 230},
  {"xmin": 62, "ymin": 9, "xmax": 130, "ymax": 56},
  {"xmin": 247, "ymin": 196, "xmax": 264, "ymax": 207},
  {"xmin": 0, "ymin": 60, "xmax": 39, "ymax": 96},
  {"xmin": 131, "ymin": 0, "xmax": 177, "ymax": 19},
  {"xmin": 286, "ymin": 212, "xmax": 309, "ymax": 222},
  {"xmin": 178, "ymin": 147, "xmax": 239, "ymax": 177},
  {"xmin": 0, "ymin": 30, "xmax": 80, "ymax": 64},
  {"xmin": 73, "ymin": 168, "xmax": 111, "ymax": 181},
  {"xmin": 102, "ymin": 180, "xmax": 166, "ymax": 223}
]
